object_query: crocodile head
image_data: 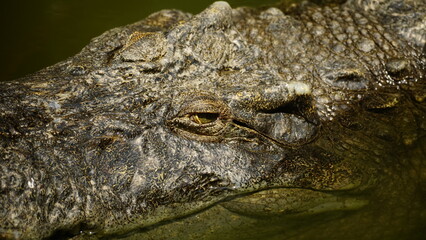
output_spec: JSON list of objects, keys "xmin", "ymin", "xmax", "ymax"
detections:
[{"xmin": 1, "ymin": 1, "xmax": 425, "ymax": 239}]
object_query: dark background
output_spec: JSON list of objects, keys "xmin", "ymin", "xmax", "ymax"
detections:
[{"xmin": 0, "ymin": 0, "xmax": 278, "ymax": 81}]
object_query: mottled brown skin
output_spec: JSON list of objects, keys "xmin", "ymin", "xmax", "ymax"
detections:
[{"xmin": 0, "ymin": 0, "xmax": 425, "ymax": 239}]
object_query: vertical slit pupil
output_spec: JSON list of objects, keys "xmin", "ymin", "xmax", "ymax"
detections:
[{"xmin": 191, "ymin": 113, "xmax": 219, "ymax": 124}]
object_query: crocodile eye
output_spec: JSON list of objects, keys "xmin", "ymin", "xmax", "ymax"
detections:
[
  {"xmin": 167, "ymin": 95, "xmax": 232, "ymax": 141},
  {"xmin": 188, "ymin": 113, "xmax": 220, "ymax": 124}
]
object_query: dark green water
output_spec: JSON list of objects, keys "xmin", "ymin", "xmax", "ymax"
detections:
[{"xmin": 0, "ymin": 0, "xmax": 277, "ymax": 82}]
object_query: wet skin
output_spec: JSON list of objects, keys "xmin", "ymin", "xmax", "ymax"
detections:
[{"xmin": 0, "ymin": 0, "xmax": 425, "ymax": 239}]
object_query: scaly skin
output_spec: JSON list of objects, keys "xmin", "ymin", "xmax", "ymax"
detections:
[{"xmin": 0, "ymin": 1, "xmax": 425, "ymax": 239}]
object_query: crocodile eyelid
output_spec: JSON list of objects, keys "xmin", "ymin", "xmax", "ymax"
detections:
[
  {"xmin": 179, "ymin": 103, "xmax": 222, "ymax": 116},
  {"xmin": 177, "ymin": 96, "xmax": 231, "ymax": 117}
]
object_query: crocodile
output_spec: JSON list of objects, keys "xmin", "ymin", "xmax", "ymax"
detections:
[{"xmin": 0, "ymin": 0, "xmax": 425, "ymax": 239}]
